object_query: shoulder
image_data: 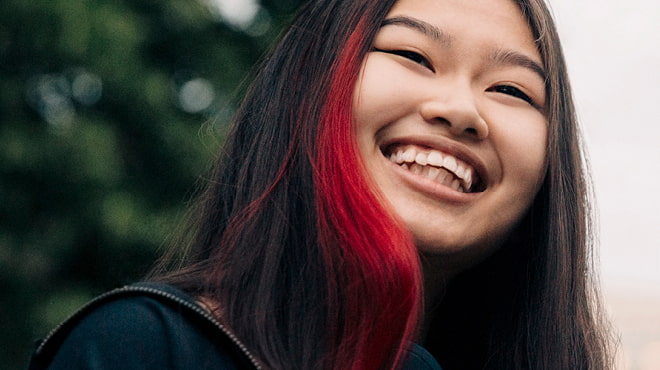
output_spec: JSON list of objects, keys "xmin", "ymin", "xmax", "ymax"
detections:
[
  {"xmin": 49, "ymin": 294, "xmax": 202, "ymax": 368},
  {"xmin": 401, "ymin": 343, "xmax": 443, "ymax": 370},
  {"xmin": 30, "ymin": 282, "xmax": 253, "ymax": 369}
]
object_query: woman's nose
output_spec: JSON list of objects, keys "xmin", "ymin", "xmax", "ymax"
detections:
[{"xmin": 419, "ymin": 83, "xmax": 489, "ymax": 140}]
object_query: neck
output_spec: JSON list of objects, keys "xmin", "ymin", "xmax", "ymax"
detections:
[{"xmin": 418, "ymin": 254, "xmax": 455, "ymax": 343}]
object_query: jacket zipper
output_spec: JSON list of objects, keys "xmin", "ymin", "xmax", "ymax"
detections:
[{"xmin": 36, "ymin": 285, "xmax": 262, "ymax": 369}]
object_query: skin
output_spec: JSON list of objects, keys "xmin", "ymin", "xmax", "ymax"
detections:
[{"xmin": 353, "ymin": 0, "xmax": 548, "ymax": 278}]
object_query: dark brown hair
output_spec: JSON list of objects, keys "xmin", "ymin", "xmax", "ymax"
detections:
[
  {"xmin": 425, "ymin": 1, "xmax": 615, "ymax": 368},
  {"xmin": 153, "ymin": 0, "xmax": 615, "ymax": 368}
]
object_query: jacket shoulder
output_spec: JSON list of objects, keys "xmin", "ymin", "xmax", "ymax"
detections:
[{"xmin": 29, "ymin": 282, "xmax": 256, "ymax": 369}]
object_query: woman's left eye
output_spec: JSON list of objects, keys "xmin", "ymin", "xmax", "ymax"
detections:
[{"xmin": 490, "ymin": 85, "xmax": 534, "ymax": 105}]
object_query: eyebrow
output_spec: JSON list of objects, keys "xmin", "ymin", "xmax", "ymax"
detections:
[
  {"xmin": 490, "ymin": 48, "xmax": 546, "ymax": 82},
  {"xmin": 381, "ymin": 16, "xmax": 546, "ymax": 81},
  {"xmin": 381, "ymin": 16, "xmax": 452, "ymax": 46}
]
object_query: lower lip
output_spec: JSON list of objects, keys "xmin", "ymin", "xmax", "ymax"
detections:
[{"xmin": 384, "ymin": 156, "xmax": 480, "ymax": 204}]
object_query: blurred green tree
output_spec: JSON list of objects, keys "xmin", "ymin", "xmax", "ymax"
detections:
[{"xmin": 0, "ymin": 0, "xmax": 303, "ymax": 368}]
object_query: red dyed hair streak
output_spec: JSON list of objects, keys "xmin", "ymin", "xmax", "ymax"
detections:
[{"xmin": 314, "ymin": 25, "xmax": 422, "ymax": 369}]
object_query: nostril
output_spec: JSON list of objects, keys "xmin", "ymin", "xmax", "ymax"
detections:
[
  {"xmin": 465, "ymin": 127, "xmax": 478, "ymax": 135},
  {"xmin": 432, "ymin": 117, "xmax": 450, "ymax": 126}
]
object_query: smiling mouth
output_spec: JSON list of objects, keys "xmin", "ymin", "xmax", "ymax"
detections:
[{"xmin": 384, "ymin": 145, "xmax": 484, "ymax": 193}]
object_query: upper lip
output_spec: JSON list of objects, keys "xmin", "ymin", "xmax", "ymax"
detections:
[{"xmin": 380, "ymin": 135, "xmax": 489, "ymax": 192}]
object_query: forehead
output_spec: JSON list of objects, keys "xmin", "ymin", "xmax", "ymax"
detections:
[{"xmin": 385, "ymin": 0, "xmax": 540, "ymax": 60}]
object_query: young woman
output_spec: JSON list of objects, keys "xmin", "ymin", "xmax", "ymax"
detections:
[{"xmin": 31, "ymin": 0, "xmax": 614, "ymax": 368}]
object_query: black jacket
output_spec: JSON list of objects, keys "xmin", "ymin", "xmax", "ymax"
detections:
[{"xmin": 29, "ymin": 282, "xmax": 442, "ymax": 369}]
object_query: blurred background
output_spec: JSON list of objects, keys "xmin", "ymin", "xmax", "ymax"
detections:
[
  {"xmin": 0, "ymin": 0, "xmax": 305, "ymax": 368},
  {"xmin": 550, "ymin": 0, "xmax": 660, "ymax": 368},
  {"xmin": 0, "ymin": 0, "xmax": 657, "ymax": 369}
]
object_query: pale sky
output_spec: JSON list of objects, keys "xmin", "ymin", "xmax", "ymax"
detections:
[
  {"xmin": 549, "ymin": 2, "xmax": 659, "ymax": 366},
  {"xmin": 549, "ymin": 0, "xmax": 660, "ymax": 295}
]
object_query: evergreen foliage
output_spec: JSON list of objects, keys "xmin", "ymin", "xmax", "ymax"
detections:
[{"xmin": 0, "ymin": 0, "xmax": 302, "ymax": 367}]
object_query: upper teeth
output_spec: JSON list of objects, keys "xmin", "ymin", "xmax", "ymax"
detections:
[{"xmin": 388, "ymin": 146, "xmax": 475, "ymax": 192}]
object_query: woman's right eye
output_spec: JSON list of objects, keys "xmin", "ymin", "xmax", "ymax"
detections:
[{"xmin": 373, "ymin": 48, "xmax": 434, "ymax": 71}]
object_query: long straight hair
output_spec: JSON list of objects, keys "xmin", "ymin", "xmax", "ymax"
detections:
[
  {"xmin": 153, "ymin": 0, "xmax": 614, "ymax": 368},
  {"xmin": 423, "ymin": 0, "xmax": 615, "ymax": 369},
  {"xmin": 155, "ymin": 0, "xmax": 420, "ymax": 369}
]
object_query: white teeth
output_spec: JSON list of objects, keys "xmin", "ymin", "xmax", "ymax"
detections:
[
  {"xmin": 387, "ymin": 146, "xmax": 478, "ymax": 192},
  {"xmin": 427, "ymin": 151, "xmax": 444, "ymax": 167},
  {"xmin": 420, "ymin": 165, "xmax": 431, "ymax": 177},
  {"xmin": 437, "ymin": 169, "xmax": 450, "ymax": 183},
  {"xmin": 464, "ymin": 169, "xmax": 473, "ymax": 190},
  {"xmin": 443, "ymin": 156, "xmax": 458, "ymax": 174},
  {"xmin": 427, "ymin": 166, "xmax": 440, "ymax": 180},
  {"xmin": 395, "ymin": 151, "xmax": 403, "ymax": 163},
  {"xmin": 451, "ymin": 179, "xmax": 461, "ymax": 191},
  {"xmin": 455, "ymin": 165, "xmax": 466, "ymax": 180},
  {"xmin": 415, "ymin": 152, "xmax": 428, "ymax": 166},
  {"xmin": 402, "ymin": 148, "xmax": 416, "ymax": 162}
]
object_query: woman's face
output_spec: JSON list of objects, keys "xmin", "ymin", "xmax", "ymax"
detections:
[{"xmin": 353, "ymin": 0, "xmax": 548, "ymax": 268}]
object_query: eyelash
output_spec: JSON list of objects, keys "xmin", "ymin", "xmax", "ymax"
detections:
[
  {"xmin": 373, "ymin": 48, "xmax": 434, "ymax": 71},
  {"xmin": 489, "ymin": 85, "xmax": 534, "ymax": 105}
]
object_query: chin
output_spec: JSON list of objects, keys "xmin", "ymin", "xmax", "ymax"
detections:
[{"xmin": 412, "ymin": 230, "xmax": 510, "ymax": 275}]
